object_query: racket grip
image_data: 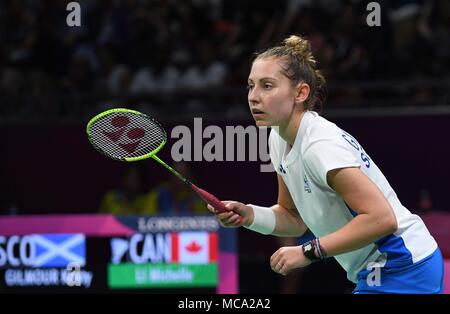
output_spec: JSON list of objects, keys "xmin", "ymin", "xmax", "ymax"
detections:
[{"xmin": 191, "ymin": 184, "xmax": 228, "ymax": 213}]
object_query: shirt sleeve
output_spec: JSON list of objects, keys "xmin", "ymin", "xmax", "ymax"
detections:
[
  {"xmin": 268, "ymin": 129, "xmax": 282, "ymax": 175},
  {"xmin": 303, "ymin": 139, "xmax": 361, "ymax": 189}
]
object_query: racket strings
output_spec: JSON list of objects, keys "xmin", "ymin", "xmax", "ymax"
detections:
[{"xmin": 88, "ymin": 111, "xmax": 166, "ymax": 160}]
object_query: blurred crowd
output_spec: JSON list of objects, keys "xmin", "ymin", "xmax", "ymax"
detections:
[
  {"xmin": 1, "ymin": 0, "xmax": 449, "ymax": 119},
  {"xmin": 98, "ymin": 163, "xmax": 209, "ymax": 216}
]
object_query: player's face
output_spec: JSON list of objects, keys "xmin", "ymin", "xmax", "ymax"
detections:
[{"xmin": 247, "ymin": 57, "xmax": 298, "ymax": 127}]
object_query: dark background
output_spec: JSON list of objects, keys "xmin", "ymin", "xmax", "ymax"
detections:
[
  {"xmin": 1, "ymin": 0, "xmax": 449, "ymax": 293},
  {"xmin": 2, "ymin": 114, "xmax": 449, "ymax": 214}
]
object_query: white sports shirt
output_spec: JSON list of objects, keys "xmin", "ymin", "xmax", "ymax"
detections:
[{"xmin": 269, "ymin": 111, "xmax": 437, "ymax": 283}]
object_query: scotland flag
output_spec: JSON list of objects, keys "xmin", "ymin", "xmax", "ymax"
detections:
[{"xmin": 32, "ymin": 234, "xmax": 86, "ymax": 267}]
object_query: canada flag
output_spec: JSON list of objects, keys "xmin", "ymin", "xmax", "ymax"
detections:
[{"xmin": 171, "ymin": 232, "xmax": 217, "ymax": 264}]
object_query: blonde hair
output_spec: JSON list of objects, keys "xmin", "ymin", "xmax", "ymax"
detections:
[{"xmin": 254, "ymin": 35, "xmax": 326, "ymax": 111}]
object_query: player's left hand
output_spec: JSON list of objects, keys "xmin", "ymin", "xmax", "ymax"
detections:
[{"xmin": 270, "ymin": 245, "xmax": 311, "ymax": 276}]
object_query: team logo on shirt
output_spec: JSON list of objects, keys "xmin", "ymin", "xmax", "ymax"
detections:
[
  {"xmin": 303, "ymin": 175, "xmax": 311, "ymax": 193},
  {"xmin": 279, "ymin": 164, "xmax": 286, "ymax": 174}
]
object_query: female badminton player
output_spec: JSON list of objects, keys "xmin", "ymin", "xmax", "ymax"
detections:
[{"xmin": 208, "ymin": 35, "xmax": 444, "ymax": 294}]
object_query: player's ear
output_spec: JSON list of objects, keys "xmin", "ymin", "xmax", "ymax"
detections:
[{"xmin": 294, "ymin": 82, "xmax": 310, "ymax": 105}]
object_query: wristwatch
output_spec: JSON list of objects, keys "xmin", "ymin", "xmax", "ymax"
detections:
[{"xmin": 302, "ymin": 239, "xmax": 326, "ymax": 263}]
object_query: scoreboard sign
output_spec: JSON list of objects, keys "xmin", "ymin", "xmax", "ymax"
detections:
[
  {"xmin": 0, "ymin": 214, "xmax": 237, "ymax": 293},
  {"xmin": 0, "ymin": 234, "xmax": 93, "ymax": 288}
]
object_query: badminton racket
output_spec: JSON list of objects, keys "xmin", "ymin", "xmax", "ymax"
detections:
[{"xmin": 86, "ymin": 108, "xmax": 228, "ymax": 213}]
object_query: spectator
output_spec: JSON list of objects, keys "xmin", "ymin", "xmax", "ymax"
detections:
[
  {"xmin": 179, "ymin": 41, "xmax": 228, "ymax": 90},
  {"xmin": 99, "ymin": 166, "xmax": 154, "ymax": 215},
  {"xmin": 1, "ymin": 0, "xmax": 449, "ymax": 120},
  {"xmin": 145, "ymin": 162, "xmax": 209, "ymax": 215}
]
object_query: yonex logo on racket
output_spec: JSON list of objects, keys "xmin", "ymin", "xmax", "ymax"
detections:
[{"xmin": 103, "ymin": 115, "xmax": 146, "ymax": 154}]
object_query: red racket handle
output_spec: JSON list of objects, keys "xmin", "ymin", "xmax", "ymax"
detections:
[{"xmin": 191, "ymin": 184, "xmax": 228, "ymax": 213}]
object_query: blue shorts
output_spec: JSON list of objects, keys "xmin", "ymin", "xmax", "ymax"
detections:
[{"xmin": 353, "ymin": 248, "xmax": 444, "ymax": 294}]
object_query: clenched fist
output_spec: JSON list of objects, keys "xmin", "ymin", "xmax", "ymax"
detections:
[{"xmin": 207, "ymin": 201, "xmax": 254, "ymax": 228}]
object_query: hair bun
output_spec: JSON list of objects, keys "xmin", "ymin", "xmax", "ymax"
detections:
[
  {"xmin": 284, "ymin": 35, "xmax": 316, "ymax": 65},
  {"xmin": 253, "ymin": 34, "xmax": 326, "ymax": 112}
]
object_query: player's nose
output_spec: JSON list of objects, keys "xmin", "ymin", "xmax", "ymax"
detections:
[{"xmin": 248, "ymin": 87, "xmax": 261, "ymax": 105}]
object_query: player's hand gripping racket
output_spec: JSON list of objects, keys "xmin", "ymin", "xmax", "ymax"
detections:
[{"xmin": 86, "ymin": 108, "xmax": 228, "ymax": 213}]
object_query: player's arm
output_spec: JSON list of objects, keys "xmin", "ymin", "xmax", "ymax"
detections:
[
  {"xmin": 208, "ymin": 174, "xmax": 308, "ymax": 237},
  {"xmin": 271, "ymin": 174, "xmax": 308, "ymax": 236},
  {"xmin": 270, "ymin": 167, "xmax": 398, "ymax": 276},
  {"xmin": 318, "ymin": 167, "xmax": 398, "ymax": 257}
]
